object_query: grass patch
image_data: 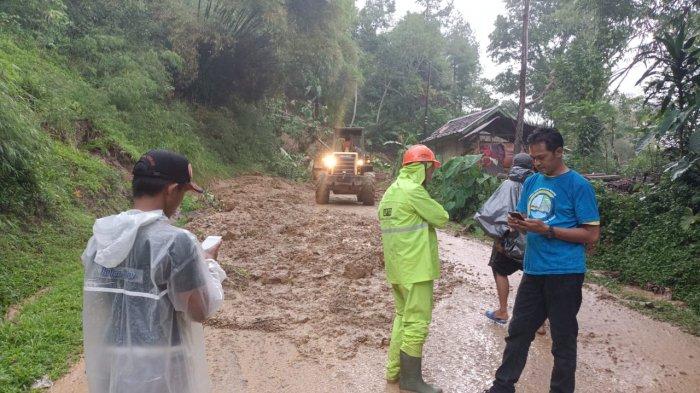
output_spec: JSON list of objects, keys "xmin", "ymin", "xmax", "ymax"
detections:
[
  {"xmin": 0, "ymin": 214, "xmax": 88, "ymax": 392},
  {"xmin": 176, "ymin": 191, "xmax": 224, "ymax": 229},
  {"xmin": 180, "ymin": 194, "xmax": 204, "ymax": 215},
  {"xmin": 586, "ymin": 273, "xmax": 700, "ymax": 336},
  {"xmin": 0, "ymin": 211, "xmax": 92, "ymax": 318}
]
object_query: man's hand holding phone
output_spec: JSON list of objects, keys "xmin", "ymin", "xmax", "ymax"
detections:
[
  {"xmin": 508, "ymin": 211, "xmax": 525, "ymax": 221},
  {"xmin": 202, "ymin": 236, "xmax": 223, "ymax": 260},
  {"xmin": 507, "ymin": 211, "xmax": 527, "ymax": 232},
  {"xmin": 508, "ymin": 212, "xmax": 551, "ymax": 235}
]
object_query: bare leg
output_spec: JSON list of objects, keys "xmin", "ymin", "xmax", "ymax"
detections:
[{"xmin": 494, "ymin": 271, "xmax": 510, "ymax": 320}]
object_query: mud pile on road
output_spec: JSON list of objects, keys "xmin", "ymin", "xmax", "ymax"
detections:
[{"xmin": 187, "ymin": 175, "xmax": 460, "ymax": 362}]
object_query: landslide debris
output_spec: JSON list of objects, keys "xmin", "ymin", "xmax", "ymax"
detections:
[{"xmin": 187, "ymin": 175, "xmax": 460, "ymax": 361}]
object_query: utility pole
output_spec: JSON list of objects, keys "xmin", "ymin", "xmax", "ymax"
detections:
[
  {"xmin": 453, "ymin": 59, "xmax": 460, "ymax": 112},
  {"xmin": 423, "ymin": 62, "xmax": 432, "ymax": 137},
  {"xmin": 514, "ymin": 0, "xmax": 530, "ymax": 153}
]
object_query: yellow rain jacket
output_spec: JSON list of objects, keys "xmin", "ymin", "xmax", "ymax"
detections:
[{"xmin": 378, "ymin": 163, "xmax": 449, "ymax": 284}]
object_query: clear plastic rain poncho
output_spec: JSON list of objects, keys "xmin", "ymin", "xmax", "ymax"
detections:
[
  {"xmin": 81, "ymin": 209, "xmax": 226, "ymax": 393},
  {"xmin": 473, "ymin": 166, "xmax": 533, "ymax": 261}
]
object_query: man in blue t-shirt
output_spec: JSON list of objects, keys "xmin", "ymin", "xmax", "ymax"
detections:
[{"xmin": 485, "ymin": 129, "xmax": 600, "ymax": 393}]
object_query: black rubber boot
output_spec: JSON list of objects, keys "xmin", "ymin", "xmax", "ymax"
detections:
[{"xmin": 399, "ymin": 351, "xmax": 443, "ymax": 393}]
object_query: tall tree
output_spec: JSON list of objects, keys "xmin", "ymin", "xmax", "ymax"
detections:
[
  {"xmin": 356, "ymin": 0, "xmax": 395, "ymax": 51},
  {"xmin": 353, "ymin": 6, "xmax": 486, "ymax": 146},
  {"xmin": 514, "ymin": 0, "xmax": 530, "ymax": 153},
  {"xmin": 284, "ymin": 0, "xmax": 361, "ymax": 124},
  {"xmin": 490, "ymin": 0, "xmax": 640, "ymax": 159},
  {"xmin": 445, "ymin": 15, "xmax": 484, "ymax": 110},
  {"xmin": 416, "ymin": 0, "xmax": 454, "ymax": 22}
]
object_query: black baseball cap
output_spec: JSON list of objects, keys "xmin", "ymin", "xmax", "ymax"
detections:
[{"xmin": 132, "ymin": 149, "xmax": 203, "ymax": 193}]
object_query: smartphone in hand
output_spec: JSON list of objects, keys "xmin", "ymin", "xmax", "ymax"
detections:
[
  {"xmin": 202, "ymin": 236, "xmax": 222, "ymax": 251},
  {"xmin": 508, "ymin": 211, "xmax": 526, "ymax": 221}
]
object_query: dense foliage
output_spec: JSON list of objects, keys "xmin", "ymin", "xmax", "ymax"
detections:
[
  {"xmin": 489, "ymin": 0, "xmax": 641, "ymax": 171},
  {"xmin": 0, "ymin": 0, "xmax": 366, "ymax": 219},
  {"xmin": 427, "ymin": 155, "xmax": 499, "ymax": 225},
  {"xmin": 592, "ymin": 179, "xmax": 700, "ymax": 313},
  {"xmin": 352, "ymin": 0, "xmax": 493, "ymax": 148},
  {"xmin": 635, "ymin": 7, "xmax": 699, "ymax": 181}
]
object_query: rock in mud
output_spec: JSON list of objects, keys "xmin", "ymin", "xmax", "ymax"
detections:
[
  {"xmin": 342, "ymin": 261, "xmax": 373, "ymax": 279},
  {"xmin": 261, "ymin": 271, "xmax": 291, "ymax": 285}
]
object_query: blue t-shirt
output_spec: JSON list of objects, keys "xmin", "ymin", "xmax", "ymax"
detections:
[{"xmin": 516, "ymin": 170, "xmax": 600, "ymax": 275}]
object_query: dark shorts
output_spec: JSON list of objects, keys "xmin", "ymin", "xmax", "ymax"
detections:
[{"xmin": 488, "ymin": 243, "xmax": 522, "ymax": 276}]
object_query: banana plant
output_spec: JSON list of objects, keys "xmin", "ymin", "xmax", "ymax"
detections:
[
  {"xmin": 636, "ymin": 13, "xmax": 699, "ymax": 181},
  {"xmin": 427, "ymin": 155, "xmax": 499, "ymax": 223}
]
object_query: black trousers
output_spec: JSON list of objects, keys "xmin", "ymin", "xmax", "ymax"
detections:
[{"xmin": 488, "ymin": 273, "xmax": 584, "ymax": 393}]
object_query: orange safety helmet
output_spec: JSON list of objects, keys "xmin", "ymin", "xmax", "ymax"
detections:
[{"xmin": 402, "ymin": 144, "xmax": 441, "ymax": 168}]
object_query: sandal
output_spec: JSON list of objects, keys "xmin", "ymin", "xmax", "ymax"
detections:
[{"xmin": 485, "ymin": 310, "xmax": 508, "ymax": 325}]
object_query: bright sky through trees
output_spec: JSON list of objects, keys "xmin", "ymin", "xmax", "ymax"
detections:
[{"xmin": 356, "ymin": 0, "xmax": 645, "ymax": 97}]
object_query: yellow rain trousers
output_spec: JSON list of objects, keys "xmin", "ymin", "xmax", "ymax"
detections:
[{"xmin": 378, "ymin": 163, "xmax": 449, "ymax": 380}]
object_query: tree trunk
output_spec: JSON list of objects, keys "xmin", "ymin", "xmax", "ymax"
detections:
[
  {"xmin": 603, "ymin": 130, "xmax": 609, "ymax": 170},
  {"xmin": 675, "ymin": 72, "xmax": 686, "ymax": 157},
  {"xmin": 423, "ymin": 62, "xmax": 432, "ymax": 138},
  {"xmin": 610, "ymin": 124, "xmax": 620, "ymax": 166},
  {"xmin": 205, "ymin": 0, "xmax": 214, "ymax": 20},
  {"xmin": 376, "ymin": 81, "xmax": 390, "ymax": 124},
  {"xmin": 453, "ymin": 59, "xmax": 460, "ymax": 112},
  {"xmin": 514, "ymin": 0, "xmax": 531, "ymax": 153},
  {"xmin": 350, "ymin": 83, "xmax": 358, "ymax": 126}
]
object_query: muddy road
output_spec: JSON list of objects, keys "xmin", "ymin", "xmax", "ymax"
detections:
[{"xmin": 51, "ymin": 176, "xmax": 699, "ymax": 393}]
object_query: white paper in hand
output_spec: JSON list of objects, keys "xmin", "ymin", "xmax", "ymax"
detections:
[{"xmin": 201, "ymin": 236, "xmax": 222, "ymax": 251}]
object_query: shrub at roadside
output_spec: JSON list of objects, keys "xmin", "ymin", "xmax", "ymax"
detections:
[
  {"xmin": 591, "ymin": 177, "xmax": 700, "ymax": 313},
  {"xmin": 428, "ymin": 155, "xmax": 499, "ymax": 229}
]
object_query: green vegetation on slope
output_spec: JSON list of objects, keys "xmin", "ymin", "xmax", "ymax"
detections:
[
  {"xmin": 0, "ymin": 213, "xmax": 89, "ymax": 392},
  {"xmin": 591, "ymin": 180, "xmax": 700, "ymax": 315},
  {"xmin": 0, "ymin": 1, "xmax": 327, "ymax": 390}
]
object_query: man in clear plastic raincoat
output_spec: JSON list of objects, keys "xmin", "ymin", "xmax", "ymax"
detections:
[
  {"xmin": 378, "ymin": 144, "xmax": 449, "ymax": 393},
  {"xmin": 82, "ymin": 150, "xmax": 227, "ymax": 393}
]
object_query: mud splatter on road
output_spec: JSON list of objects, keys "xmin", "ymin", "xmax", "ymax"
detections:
[{"xmin": 190, "ymin": 176, "xmax": 461, "ymax": 364}]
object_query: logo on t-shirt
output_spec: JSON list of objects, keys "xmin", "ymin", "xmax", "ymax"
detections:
[
  {"xmin": 99, "ymin": 266, "xmax": 144, "ymax": 283},
  {"xmin": 528, "ymin": 188, "xmax": 556, "ymax": 222},
  {"xmin": 382, "ymin": 208, "xmax": 393, "ymax": 217}
]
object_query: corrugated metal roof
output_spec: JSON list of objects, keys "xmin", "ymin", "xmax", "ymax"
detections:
[
  {"xmin": 422, "ymin": 106, "xmax": 499, "ymax": 143},
  {"xmin": 458, "ymin": 117, "xmax": 499, "ymax": 141},
  {"xmin": 422, "ymin": 105, "xmax": 540, "ymax": 144}
]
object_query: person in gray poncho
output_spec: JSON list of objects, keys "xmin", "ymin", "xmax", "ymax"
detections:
[{"xmin": 474, "ymin": 153, "xmax": 533, "ymax": 324}]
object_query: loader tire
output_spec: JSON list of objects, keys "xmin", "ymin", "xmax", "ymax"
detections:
[
  {"xmin": 316, "ymin": 174, "xmax": 330, "ymax": 204},
  {"xmin": 360, "ymin": 182, "xmax": 375, "ymax": 206}
]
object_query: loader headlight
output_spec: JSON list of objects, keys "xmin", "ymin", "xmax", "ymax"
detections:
[{"xmin": 323, "ymin": 155, "xmax": 337, "ymax": 168}]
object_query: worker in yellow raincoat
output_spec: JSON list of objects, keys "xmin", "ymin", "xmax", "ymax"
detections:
[{"xmin": 378, "ymin": 144, "xmax": 449, "ymax": 393}]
